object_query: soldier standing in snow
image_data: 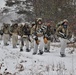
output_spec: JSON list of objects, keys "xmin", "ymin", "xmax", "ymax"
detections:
[
  {"xmin": 19, "ymin": 23, "xmax": 31, "ymax": 52},
  {"xmin": 33, "ymin": 18, "xmax": 45, "ymax": 55},
  {"xmin": 2, "ymin": 23, "xmax": 10, "ymax": 46},
  {"xmin": 44, "ymin": 23, "xmax": 54, "ymax": 52},
  {"xmin": 10, "ymin": 23, "xmax": 19, "ymax": 48},
  {"xmin": 56, "ymin": 19, "xmax": 72, "ymax": 57},
  {"xmin": 30, "ymin": 22, "xmax": 36, "ymax": 49}
]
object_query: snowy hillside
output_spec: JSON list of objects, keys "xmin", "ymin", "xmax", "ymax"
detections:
[
  {"xmin": 0, "ymin": 0, "xmax": 34, "ymax": 24},
  {"xmin": 0, "ymin": 0, "xmax": 5, "ymax": 8},
  {"xmin": 0, "ymin": 39, "xmax": 76, "ymax": 75}
]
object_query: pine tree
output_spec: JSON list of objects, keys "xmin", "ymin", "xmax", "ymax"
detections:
[{"xmin": 2, "ymin": 0, "xmax": 34, "ymax": 23}]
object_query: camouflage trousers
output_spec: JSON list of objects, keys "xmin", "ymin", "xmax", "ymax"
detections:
[
  {"xmin": 12, "ymin": 33, "xmax": 18, "ymax": 48},
  {"xmin": 30, "ymin": 36, "xmax": 34, "ymax": 49},
  {"xmin": 20, "ymin": 37, "xmax": 29, "ymax": 50}
]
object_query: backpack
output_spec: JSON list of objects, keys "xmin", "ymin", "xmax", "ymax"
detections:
[{"xmin": 56, "ymin": 21, "xmax": 63, "ymax": 28}]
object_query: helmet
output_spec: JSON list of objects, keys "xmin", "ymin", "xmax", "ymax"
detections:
[
  {"xmin": 14, "ymin": 23, "xmax": 18, "ymax": 28},
  {"xmin": 36, "ymin": 18, "xmax": 42, "ymax": 25},
  {"xmin": 4, "ymin": 24, "xmax": 9, "ymax": 28},
  {"xmin": 37, "ymin": 18, "xmax": 42, "ymax": 22},
  {"xmin": 32, "ymin": 22, "xmax": 35, "ymax": 25},
  {"xmin": 63, "ymin": 19, "xmax": 68, "ymax": 23}
]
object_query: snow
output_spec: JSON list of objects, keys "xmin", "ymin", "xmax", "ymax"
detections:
[
  {"xmin": 0, "ymin": 39, "xmax": 76, "ymax": 75},
  {"xmin": 0, "ymin": 0, "xmax": 5, "ymax": 8}
]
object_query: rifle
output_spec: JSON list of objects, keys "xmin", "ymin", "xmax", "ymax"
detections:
[{"xmin": 59, "ymin": 32, "xmax": 67, "ymax": 39}]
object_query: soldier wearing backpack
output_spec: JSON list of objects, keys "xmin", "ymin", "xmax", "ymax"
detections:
[
  {"xmin": 19, "ymin": 23, "xmax": 31, "ymax": 52},
  {"xmin": 44, "ymin": 23, "xmax": 54, "ymax": 52},
  {"xmin": 2, "ymin": 23, "xmax": 10, "ymax": 46},
  {"xmin": 56, "ymin": 19, "xmax": 72, "ymax": 57},
  {"xmin": 33, "ymin": 18, "xmax": 45, "ymax": 55},
  {"xmin": 10, "ymin": 23, "xmax": 19, "ymax": 48}
]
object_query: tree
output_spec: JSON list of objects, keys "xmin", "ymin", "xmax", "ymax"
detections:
[
  {"xmin": 2, "ymin": 0, "xmax": 34, "ymax": 23},
  {"xmin": 33, "ymin": 0, "xmax": 76, "ymax": 23}
]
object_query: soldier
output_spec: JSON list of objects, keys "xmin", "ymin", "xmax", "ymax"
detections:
[
  {"xmin": 56, "ymin": 19, "xmax": 72, "ymax": 57},
  {"xmin": 33, "ymin": 18, "xmax": 45, "ymax": 55},
  {"xmin": 19, "ymin": 23, "xmax": 31, "ymax": 52},
  {"xmin": 30, "ymin": 22, "xmax": 36, "ymax": 49},
  {"xmin": 44, "ymin": 23, "xmax": 54, "ymax": 52},
  {"xmin": 2, "ymin": 23, "xmax": 10, "ymax": 46},
  {"xmin": 10, "ymin": 23, "xmax": 19, "ymax": 48}
]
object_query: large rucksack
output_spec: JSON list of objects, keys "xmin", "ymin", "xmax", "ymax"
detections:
[{"xmin": 56, "ymin": 21, "xmax": 63, "ymax": 28}]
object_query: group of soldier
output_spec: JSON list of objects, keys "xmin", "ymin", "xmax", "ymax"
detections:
[{"xmin": 0, "ymin": 18, "xmax": 72, "ymax": 57}]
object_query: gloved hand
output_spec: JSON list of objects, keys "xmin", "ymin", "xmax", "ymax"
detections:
[
  {"xmin": 28, "ymin": 36, "xmax": 31, "ymax": 42},
  {"xmin": 35, "ymin": 36, "xmax": 40, "ymax": 45}
]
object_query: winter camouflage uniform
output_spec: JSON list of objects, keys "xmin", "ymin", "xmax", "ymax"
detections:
[
  {"xmin": 19, "ymin": 24, "xmax": 31, "ymax": 52},
  {"xmin": 56, "ymin": 19, "xmax": 72, "ymax": 57},
  {"xmin": 33, "ymin": 18, "xmax": 46, "ymax": 55},
  {"xmin": 44, "ymin": 23, "xmax": 54, "ymax": 52},
  {"xmin": 3, "ymin": 24, "xmax": 10, "ymax": 46},
  {"xmin": 30, "ymin": 22, "xmax": 36, "ymax": 49},
  {"xmin": 11, "ymin": 23, "xmax": 19, "ymax": 48}
]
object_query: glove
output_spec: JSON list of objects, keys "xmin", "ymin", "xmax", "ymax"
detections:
[
  {"xmin": 35, "ymin": 36, "xmax": 40, "ymax": 45},
  {"xmin": 28, "ymin": 36, "xmax": 31, "ymax": 42},
  {"xmin": 44, "ymin": 37, "xmax": 48, "ymax": 44}
]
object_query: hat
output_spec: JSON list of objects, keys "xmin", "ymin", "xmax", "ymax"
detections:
[
  {"xmin": 37, "ymin": 18, "xmax": 42, "ymax": 22},
  {"xmin": 63, "ymin": 19, "xmax": 68, "ymax": 23}
]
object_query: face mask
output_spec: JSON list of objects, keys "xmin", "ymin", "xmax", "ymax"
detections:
[{"xmin": 63, "ymin": 24, "xmax": 67, "ymax": 29}]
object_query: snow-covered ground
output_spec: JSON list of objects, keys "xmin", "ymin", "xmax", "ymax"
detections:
[
  {"xmin": 0, "ymin": 0, "xmax": 5, "ymax": 8},
  {"xmin": 0, "ymin": 39, "xmax": 76, "ymax": 75}
]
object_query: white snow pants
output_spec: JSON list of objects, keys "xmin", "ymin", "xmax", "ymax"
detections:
[
  {"xmin": 3, "ymin": 34, "xmax": 9, "ymax": 45},
  {"xmin": 33, "ymin": 36, "xmax": 44, "ymax": 53},
  {"xmin": 30, "ymin": 36, "xmax": 34, "ymax": 49},
  {"xmin": 44, "ymin": 40, "xmax": 50, "ymax": 51},
  {"xmin": 60, "ymin": 38, "xmax": 67, "ymax": 54},
  {"xmin": 12, "ymin": 34, "xmax": 18, "ymax": 48}
]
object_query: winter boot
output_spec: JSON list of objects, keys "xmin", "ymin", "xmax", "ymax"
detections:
[
  {"xmin": 20, "ymin": 48, "xmax": 23, "ymax": 51},
  {"xmin": 60, "ymin": 52, "xmax": 66, "ymax": 57},
  {"xmin": 44, "ymin": 48, "xmax": 50, "ymax": 53},
  {"xmin": 26, "ymin": 48, "xmax": 30, "ymax": 52},
  {"xmin": 38, "ymin": 50, "xmax": 43, "ymax": 55},
  {"xmin": 13, "ymin": 46, "xmax": 17, "ymax": 48},
  {"xmin": 4, "ymin": 43, "xmax": 9, "ymax": 46},
  {"xmin": 44, "ymin": 48, "xmax": 47, "ymax": 52},
  {"xmin": 33, "ymin": 52, "xmax": 37, "ymax": 55}
]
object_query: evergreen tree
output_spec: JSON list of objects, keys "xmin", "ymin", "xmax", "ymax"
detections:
[{"xmin": 2, "ymin": 0, "xmax": 34, "ymax": 23}]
